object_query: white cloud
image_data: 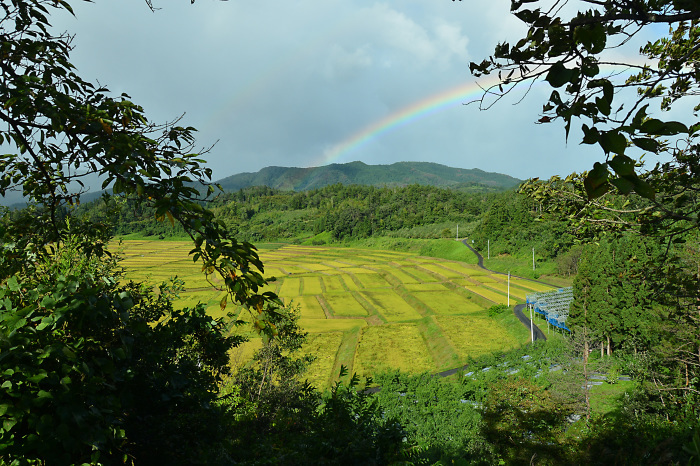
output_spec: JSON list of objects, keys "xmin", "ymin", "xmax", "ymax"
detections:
[
  {"xmin": 42, "ymin": 1, "xmax": 618, "ymax": 181},
  {"xmin": 367, "ymin": 4, "xmax": 437, "ymax": 64},
  {"xmin": 433, "ymin": 21, "xmax": 470, "ymax": 62},
  {"xmin": 324, "ymin": 44, "xmax": 373, "ymax": 80},
  {"xmin": 346, "ymin": 4, "xmax": 471, "ymax": 71}
]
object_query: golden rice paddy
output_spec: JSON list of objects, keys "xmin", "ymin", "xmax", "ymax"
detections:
[{"xmin": 114, "ymin": 240, "xmax": 554, "ymax": 388}]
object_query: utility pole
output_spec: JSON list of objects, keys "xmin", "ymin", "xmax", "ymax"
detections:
[{"xmin": 530, "ymin": 302, "xmax": 534, "ymax": 343}]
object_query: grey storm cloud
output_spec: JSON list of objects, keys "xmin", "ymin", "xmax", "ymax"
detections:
[{"xmin": 47, "ymin": 1, "xmax": 636, "ymax": 182}]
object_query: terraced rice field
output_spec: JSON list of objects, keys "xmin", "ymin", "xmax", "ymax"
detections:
[{"xmin": 114, "ymin": 240, "xmax": 555, "ymax": 388}]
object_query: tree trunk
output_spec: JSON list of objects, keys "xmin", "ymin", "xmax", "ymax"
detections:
[
  {"xmin": 607, "ymin": 335, "xmax": 612, "ymax": 356},
  {"xmin": 584, "ymin": 335, "xmax": 590, "ymax": 422}
]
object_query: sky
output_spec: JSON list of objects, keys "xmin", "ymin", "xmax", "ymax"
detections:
[{"xmin": 47, "ymin": 0, "xmax": 664, "ymax": 185}]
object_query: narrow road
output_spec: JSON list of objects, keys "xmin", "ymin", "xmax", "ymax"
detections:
[
  {"xmin": 461, "ymin": 238, "xmax": 485, "ymax": 268},
  {"xmin": 461, "ymin": 239, "xmax": 546, "ymax": 342}
]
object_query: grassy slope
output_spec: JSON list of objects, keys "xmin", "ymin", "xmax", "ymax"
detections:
[{"xmin": 481, "ymin": 252, "xmax": 573, "ymax": 287}]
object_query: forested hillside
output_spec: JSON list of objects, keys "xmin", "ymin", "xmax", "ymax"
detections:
[
  {"xmin": 215, "ymin": 161, "xmax": 522, "ymax": 192},
  {"xmin": 0, "ymin": 161, "xmax": 518, "ymax": 209}
]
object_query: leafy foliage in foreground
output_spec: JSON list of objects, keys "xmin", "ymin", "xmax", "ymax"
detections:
[
  {"xmin": 373, "ymin": 371, "xmax": 491, "ymax": 463},
  {"xmin": 0, "ymin": 0, "xmax": 278, "ymax": 462},
  {"xmin": 471, "ymin": 0, "xmax": 700, "ymax": 203},
  {"xmin": 226, "ymin": 364, "xmax": 406, "ymax": 465},
  {"xmin": 0, "ymin": 235, "xmax": 238, "ymax": 464}
]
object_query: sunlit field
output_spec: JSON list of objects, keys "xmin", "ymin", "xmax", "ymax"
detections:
[{"xmin": 114, "ymin": 240, "xmax": 555, "ymax": 388}]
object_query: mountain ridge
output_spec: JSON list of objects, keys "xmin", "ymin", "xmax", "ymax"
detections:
[
  {"xmin": 215, "ymin": 161, "xmax": 521, "ymax": 192},
  {"xmin": 1, "ymin": 161, "xmax": 522, "ymax": 207}
]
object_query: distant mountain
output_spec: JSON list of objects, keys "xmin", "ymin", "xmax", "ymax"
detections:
[
  {"xmin": 214, "ymin": 161, "xmax": 521, "ymax": 192},
  {"xmin": 1, "ymin": 162, "xmax": 521, "ymax": 207}
]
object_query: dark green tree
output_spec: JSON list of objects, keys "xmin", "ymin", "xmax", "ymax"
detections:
[
  {"xmin": 373, "ymin": 371, "xmax": 491, "ymax": 463},
  {"xmin": 471, "ymin": 0, "xmax": 700, "ymax": 205},
  {"xmin": 0, "ymin": 1, "xmax": 280, "ymax": 463},
  {"xmin": 0, "ymin": 234, "xmax": 239, "ymax": 464},
  {"xmin": 569, "ymin": 235, "xmax": 660, "ymax": 356},
  {"xmin": 230, "ymin": 304, "xmax": 316, "ymax": 439}
]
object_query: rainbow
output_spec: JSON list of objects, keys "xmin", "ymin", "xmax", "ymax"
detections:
[
  {"xmin": 317, "ymin": 75, "xmax": 502, "ymax": 166},
  {"xmin": 316, "ymin": 59, "xmax": 645, "ymax": 167}
]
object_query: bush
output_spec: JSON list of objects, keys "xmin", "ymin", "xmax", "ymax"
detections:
[
  {"xmin": 0, "ymin": 239, "xmax": 238, "ymax": 464},
  {"xmin": 487, "ymin": 304, "xmax": 509, "ymax": 317},
  {"xmin": 606, "ymin": 365, "xmax": 621, "ymax": 384}
]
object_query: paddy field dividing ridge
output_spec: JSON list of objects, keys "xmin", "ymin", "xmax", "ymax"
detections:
[{"xmin": 115, "ymin": 240, "xmax": 554, "ymax": 388}]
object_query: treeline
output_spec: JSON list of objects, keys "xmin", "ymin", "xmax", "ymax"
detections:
[
  {"xmin": 76, "ymin": 183, "xmax": 575, "ymax": 263},
  {"xmin": 564, "ymin": 231, "xmax": 700, "ymax": 419},
  {"xmin": 76, "ymin": 183, "xmax": 494, "ymax": 241},
  {"xmin": 469, "ymin": 194, "xmax": 576, "ymax": 261}
]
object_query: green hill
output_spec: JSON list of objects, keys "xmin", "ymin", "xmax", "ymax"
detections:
[
  {"xmin": 215, "ymin": 161, "xmax": 521, "ymax": 192},
  {"xmin": 2, "ymin": 161, "xmax": 519, "ymax": 207}
]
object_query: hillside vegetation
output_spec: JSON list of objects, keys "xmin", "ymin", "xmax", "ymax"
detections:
[{"xmin": 214, "ymin": 161, "xmax": 522, "ymax": 192}]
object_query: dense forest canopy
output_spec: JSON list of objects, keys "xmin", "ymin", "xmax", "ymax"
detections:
[{"xmin": 76, "ymin": 183, "xmax": 500, "ymax": 240}]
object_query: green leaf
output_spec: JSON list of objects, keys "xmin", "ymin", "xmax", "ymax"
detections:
[
  {"xmin": 631, "ymin": 105, "xmax": 649, "ymax": 127},
  {"xmin": 584, "ymin": 162, "xmax": 609, "ymax": 200},
  {"xmin": 581, "ymin": 124, "xmax": 600, "ymax": 145},
  {"xmin": 608, "ymin": 154, "xmax": 636, "ymax": 177},
  {"xmin": 602, "ymin": 80, "xmax": 613, "ymax": 103},
  {"xmin": 12, "ymin": 318, "xmax": 27, "ymax": 331},
  {"xmin": 631, "ymin": 178, "xmax": 655, "ymax": 200},
  {"xmin": 599, "ymin": 131, "xmax": 626, "ymax": 155},
  {"xmin": 40, "ymin": 295, "xmax": 56, "ymax": 308},
  {"xmin": 596, "ymin": 96, "xmax": 611, "ymax": 116},
  {"xmin": 36, "ymin": 321, "xmax": 50, "ymax": 331},
  {"xmin": 640, "ymin": 119, "xmax": 688, "ymax": 136},
  {"xmin": 574, "ymin": 23, "xmax": 606, "ymax": 53},
  {"xmin": 3, "ymin": 418, "xmax": 17, "ymax": 432},
  {"xmin": 632, "ymin": 137, "xmax": 660, "ymax": 153},
  {"xmin": 610, "ymin": 177, "xmax": 635, "ymax": 195},
  {"xmin": 114, "ymin": 348, "xmax": 126, "ymax": 360},
  {"xmin": 27, "ymin": 372, "xmax": 48, "ymax": 383},
  {"xmin": 6, "ymin": 276, "xmax": 19, "ymax": 292},
  {"xmin": 546, "ymin": 62, "xmax": 575, "ymax": 88}
]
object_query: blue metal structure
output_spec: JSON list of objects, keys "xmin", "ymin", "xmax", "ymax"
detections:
[{"xmin": 526, "ymin": 287, "xmax": 573, "ymax": 332}]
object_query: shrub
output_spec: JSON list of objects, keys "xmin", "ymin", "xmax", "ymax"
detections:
[{"xmin": 487, "ymin": 304, "xmax": 509, "ymax": 317}]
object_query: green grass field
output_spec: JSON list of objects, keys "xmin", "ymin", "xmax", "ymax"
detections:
[{"xmin": 114, "ymin": 240, "xmax": 556, "ymax": 388}]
